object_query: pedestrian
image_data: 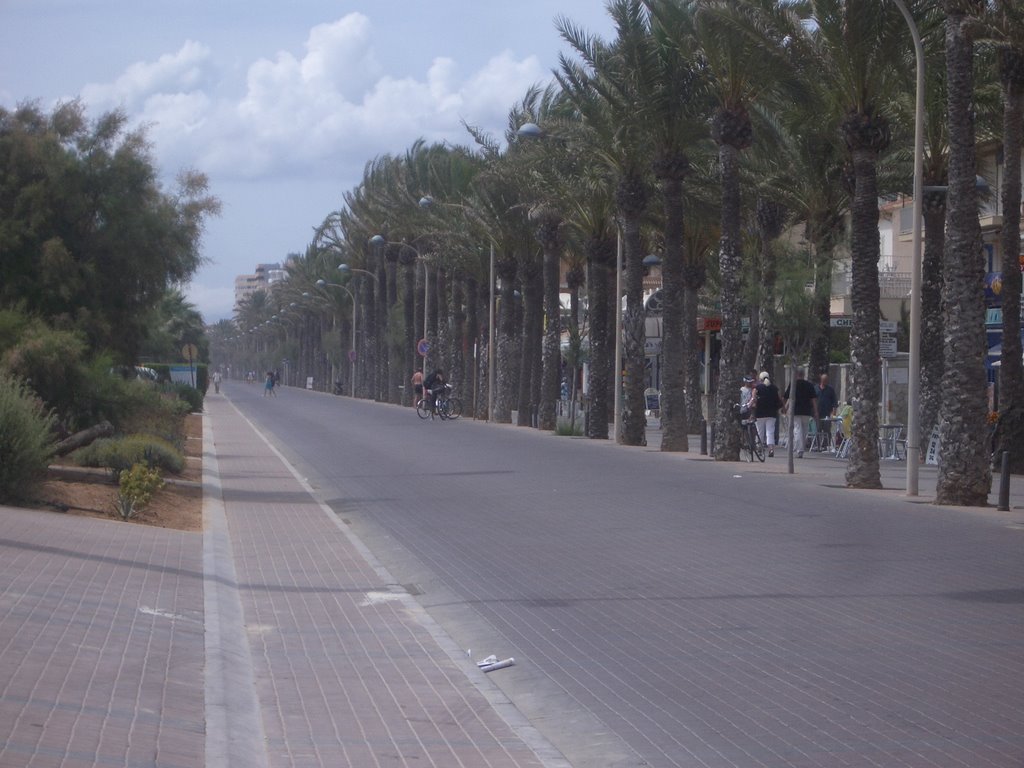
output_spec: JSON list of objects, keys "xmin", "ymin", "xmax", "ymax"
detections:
[
  {"xmin": 754, "ymin": 371, "xmax": 782, "ymax": 457},
  {"xmin": 264, "ymin": 371, "xmax": 276, "ymax": 397},
  {"xmin": 783, "ymin": 368, "xmax": 818, "ymax": 457},
  {"xmin": 212, "ymin": 370, "xmax": 222, "ymax": 394},
  {"xmin": 815, "ymin": 372, "xmax": 838, "ymax": 447},
  {"xmin": 410, "ymin": 369, "xmax": 424, "ymax": 406},
  {"xmin": 740, "ymin": 374, "xmax": 756, "ymax": 414}
]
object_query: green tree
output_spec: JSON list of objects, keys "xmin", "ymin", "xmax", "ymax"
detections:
[{"xmin": 0, "ymin": 101, "xmax": 220, "ymax": 362}]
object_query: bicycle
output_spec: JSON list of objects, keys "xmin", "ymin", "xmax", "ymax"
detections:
[
  {"xmin": 416, "ymin": 384, "xmax": 462, "ymax": 420},
  {"xmin": 732, "ymin": 403, "xmax": 765, "ymax": 462}
]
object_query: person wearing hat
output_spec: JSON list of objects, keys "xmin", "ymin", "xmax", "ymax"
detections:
[{"xmin": 753, "ymin": 371, "xmax": 782, "ymax": 456}]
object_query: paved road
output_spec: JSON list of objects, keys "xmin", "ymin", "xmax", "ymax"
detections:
[{"xmin": 228, "ymin": 382, "xmax": 1024, "ymax": 768}]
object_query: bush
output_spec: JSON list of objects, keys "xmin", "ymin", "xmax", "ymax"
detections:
[
  {"xmin": 163, "ymin": 381, "xmax": 204, "ymax": 413},
  {"xmin": 114, "ymin": 463, "xmax": 164, "ymax": 520},
  {"xmin": 73, "ymin": 434, "xmax": 184, "ymax": 479},
  {"xmin": 1, "ymin": 322, "xmax": 87, "ymax": 426},
  {"xmin": 0, "ymin": 374, "xmax": 57, "ymax": 502}
]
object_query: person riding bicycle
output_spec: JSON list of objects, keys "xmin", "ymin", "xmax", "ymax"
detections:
[{"xmin": 423, "ymin": 368, "xmax": 447, "ymax": 414}]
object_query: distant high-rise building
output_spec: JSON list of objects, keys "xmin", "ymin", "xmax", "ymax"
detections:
[{"xmin": 234, "ymin": 262, "xmax": 289, "ymax": 309}]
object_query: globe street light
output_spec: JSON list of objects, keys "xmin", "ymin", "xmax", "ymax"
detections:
[{"xmin": 316, "ymin": 278, "xmax": 357, "ymax": 398}]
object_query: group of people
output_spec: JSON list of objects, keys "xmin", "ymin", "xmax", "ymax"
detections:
[{"xmin": 740, "ymin": 369, "xmax": 847, "ymax": 458}]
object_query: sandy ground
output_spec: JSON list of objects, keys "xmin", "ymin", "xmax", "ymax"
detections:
[{"xmin": 29, "ymin": 413, "xmax": 203, "ymax": 532}]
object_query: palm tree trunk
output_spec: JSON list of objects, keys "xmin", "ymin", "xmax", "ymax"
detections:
[
  {"xmin": 996, "ymin": 54, "xmax": 1024, "ymax": 472},
  {"xmin": 920, "ymin": 200, "xmax": 946, "ymax": 443},
  {"xmin": 386, "ymin": 255, "xmax": 400, "ymax": 403},
  {"xmin": 539, "ymin": 231, "xmax": 562, "ymax": 431},
  {"xmin": 620, "ymin": 210, "xmax": 647, "ymax": 446},
  {"xmin": 936, "ymin": 5, "xmax": 991, "ymax": 505},
  {"xmin": 451, "ymin": 274, "xmax": 465, "ymax": 396},
  {"xmin": 495, "ymin": 256, "xmax": 518, "ymax": 423},
  {"xmin": 683, "ymin": 277, "xmax": 704, "ymax": 433},
  {"xmin": 659, "ymin": 175, "xmax": 688, "ymax": 452},
  {"xmin": 807, "ymin": 250, "xmax": 833, "ymax": 378},
  {"xmin": 843, "ymin": 145, "xmax": 883, "ymax": 488},
  {"xmin": 713, "ymin": 142, "xmax": 743, "ymax": 461},
  {"xmin": 586, "ymin": 238, "xmax": 612, "ymax": 439}
]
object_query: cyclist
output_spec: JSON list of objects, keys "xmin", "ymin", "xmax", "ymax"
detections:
[{"xmin": 423, "ymin": 368, "xmax": 447, "ymax": 415}]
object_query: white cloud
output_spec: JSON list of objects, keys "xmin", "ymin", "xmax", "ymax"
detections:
[
  {"xmin": 78, "ymin": 12, "xmax": 549, "ymax": 184},
  {"xmin": 82, "ymin": 40, "xmax": 212, "ymax": 113}
]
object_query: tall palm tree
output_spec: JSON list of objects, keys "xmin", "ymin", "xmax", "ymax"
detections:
[
  {"xmin": 798, "ymin": 0, "xmax": 909, "ymax": 488},
  {"xmin": 558, "ymin": 1, "xmax": 654, "ymax": 446},
  {"xmin": 638, "ymin": 0, "xmax": 714, "ymax": 452},
  {"xmin": 985, "ymin": 1, "xmax": 1024, "ymax": 472},
  {"xmin": 936, "ymin": 0, "xmax": 992, "ymax": 505},
  {"xmin": 669, "ymin": 0, "xmax": 798, "ymax": 461}
]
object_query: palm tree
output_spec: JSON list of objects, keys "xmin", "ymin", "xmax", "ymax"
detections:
[
  {"xmin": 558, "ymin": 1, "xmax": 654, "ymax": 446},
  {"xmin": 797, "ymin": 0, "xmax": 910, "ymax": 488},
  {"xmin": 936, "ymin": 0, "xmax": 992, "ymax": 505},
  {"xmin": 661, "ymin": 0, "xmax": 797, "ymax": 461},
  {"xmin": 984, "ymin": 1, "xmax": 1024, "ymax": 472},
  {"xmin": 636, "ymin": 0, "xmax": 714, "ymax": 452}
]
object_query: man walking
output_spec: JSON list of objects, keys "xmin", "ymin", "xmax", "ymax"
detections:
[{"xmin": 783, "ymin": 369, "xmax": 817, "ymax": 458}]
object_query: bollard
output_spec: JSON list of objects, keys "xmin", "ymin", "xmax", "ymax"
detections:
[
  {"xmin": 709, "ymin": 423, "xmax": 716, "ymax": 455},
  {"xmin": 700, "ymin": 419, "xmax": 707, "ymax": 455},
  {"xmin": 997, "ymin": 450, "xmax": 1011, "ymax": 512}
]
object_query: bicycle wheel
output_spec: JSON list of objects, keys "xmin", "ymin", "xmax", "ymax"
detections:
[
  {"xmin": 415, "ymin": 399, "xmax": 431, "ymax": 419},
  {"xmin": 444, "ymin": 397, "xmax": 462, "ymax": 419},
  {"xmin": 750, "ymin": 424, "xmax": 765, "ymax": 462}
]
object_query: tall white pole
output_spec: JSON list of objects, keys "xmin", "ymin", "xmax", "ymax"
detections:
[
  {"xmin": 893, "ymin": 0, "xmax": 925, "ymax": 494},
  {"xmin": 350, "ymin": 298, "xmax": 357, "ymax": 398},
  {"xmin": 488, "ymin": 243, "xmax": 496, "ymax": 421},
  {"xmin": 423, "ymin": 260, "xmax": 430, "ymax": 375},
  {"xmin": 613, "ymin": 229, "xmax": 623, "ymax": 443}
]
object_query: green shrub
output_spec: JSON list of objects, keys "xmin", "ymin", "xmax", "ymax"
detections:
[
  {"xmin": 554, "ymin": 421, "xmax": 584, "ymax": 436},
  {"xmin": 1, "ymin": 322, "xmax": 87, "ymax": 425},
  {"xmin": 0, "ymin": 374, "xmax": 57, "ymax": 502},
  {"xmin": 73, "ymin": 434, "xmax": 184, "ymax": 479},
  {"xmin": 163, "ymin": 381, "xmax": 204, "ymax": 413},
  {"xmin": 114, "ymin": 463, "xmax": 164, "ymax": 520}
]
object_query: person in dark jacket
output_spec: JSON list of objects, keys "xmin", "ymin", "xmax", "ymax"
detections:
[{"xmin": 754, "ymin": 371, "xmax": 782, "ymax": 457}]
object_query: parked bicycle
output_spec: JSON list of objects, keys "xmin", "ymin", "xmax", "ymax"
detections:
[
  {"xmin": 732, "ymin": 403, "xmax": 765, "ymax": 462},
  {"xmin": 416, "ymin": 383, "xmax": 462, "ymax": 420}
]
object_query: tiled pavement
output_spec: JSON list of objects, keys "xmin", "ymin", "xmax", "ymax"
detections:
[
  {"xmin": 3, "ymin": 399, "xmax": 1023, "ymax": 768},
  {"xmin": 0, "ymin": 397, "xmax": 566, "ymax": 767}
]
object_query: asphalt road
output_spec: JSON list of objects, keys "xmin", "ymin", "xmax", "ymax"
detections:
[{"xmin": 226, "ymin": 382, "xmax": 1024, "ymax": 768}]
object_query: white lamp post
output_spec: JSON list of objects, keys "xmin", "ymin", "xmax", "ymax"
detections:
[
  {"xmin": 892, "ymin": 0, "xmax": 925, "ymax": 494},
  {"xmin": 316, "ymin": 278, "xmax": 357, "ymax": 397}
]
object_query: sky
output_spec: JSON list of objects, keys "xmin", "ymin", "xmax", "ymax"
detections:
[{"xmin": 1, "ymin": 0, "xmax": 613, "ymax": 323}]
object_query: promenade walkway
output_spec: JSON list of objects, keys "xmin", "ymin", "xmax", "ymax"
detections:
[{"xmin": 0, "ymin": 396, "xmax": 565, "ymax": 767}]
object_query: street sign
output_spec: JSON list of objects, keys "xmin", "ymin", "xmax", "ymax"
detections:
[
  {"xmin": 417, "ymin": 338, "xmax": 430, "ymax": 356},
  {"xmin": 181, "ymin": 343, "xmax": 199, "ymax": 361},
  {"xmin": 879, "ymin": 320, "xmax": 898, "ymax": 333},
  {"xmin": 348, "ymin": 350, "xmax": 357, "ymax": 363},
  {"xmin": 880, "ymin": 335, "xmax": 898, "ymax": 357}
]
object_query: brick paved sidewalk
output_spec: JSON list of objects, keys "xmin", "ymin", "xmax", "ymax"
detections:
[
  {"xmin": 0, "ymin": 507, "xmax": 206, "ymax": 768},
  {"xmin": 203, "ymin": 396, "xmax": 565, "ymax": 767},
  {"xmin": 0, "ymin": 398, "xmax": 567, "ymax": 768}
]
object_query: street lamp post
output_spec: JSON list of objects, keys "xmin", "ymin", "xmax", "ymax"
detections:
[
  {"xmin": 316, "ymin": 279, "xmax": 357, "ymax": 398},
  {"xmin": 892, "ymin": 0, "xmax": 925, "ymax": 495}
]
